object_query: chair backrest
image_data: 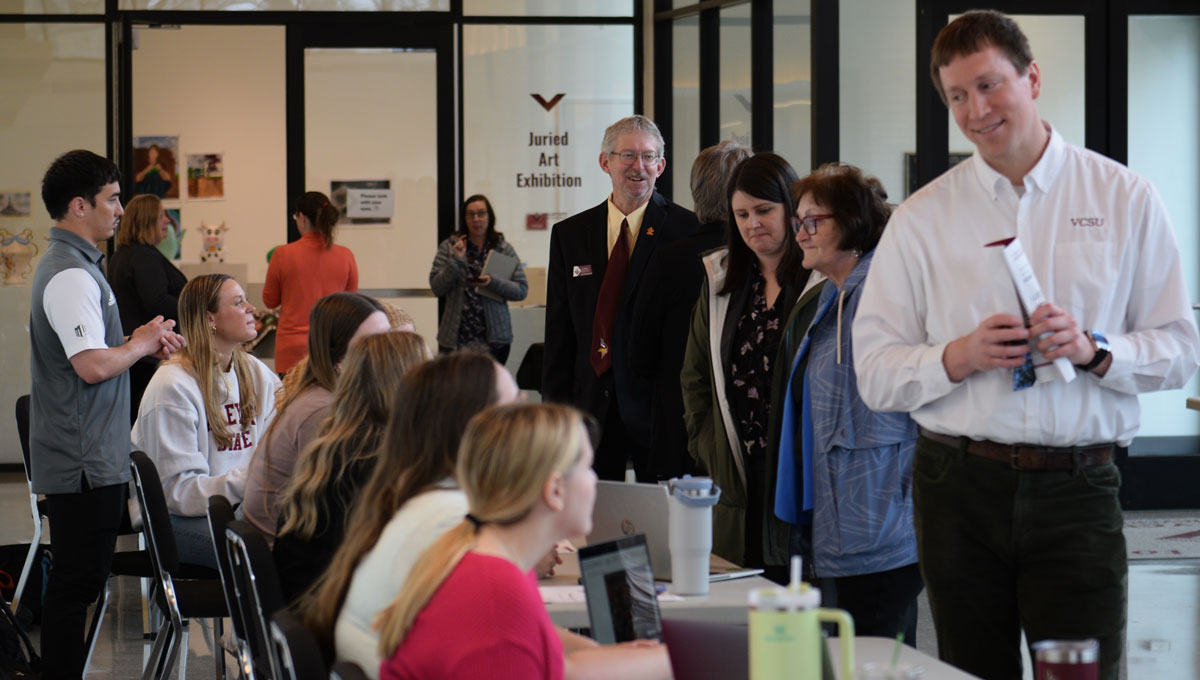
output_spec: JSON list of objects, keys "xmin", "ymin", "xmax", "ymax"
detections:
[
  {"xmin": 328, "ymin": 661, "xmax": 370, "ymax": 680},
  {"xmin": 208, "ymin": 495, "xmax": 251, "ymax": 647},
  {"xmin": 268, "ymin": 609, "xmax": 327, "ymax": 680},
  {"xmin": 226, "ymin": 519, "xmax": 286, "ymax": 680},
  {"xmin": 130, "ymin": 450, "xmax": 180, "ymax": 576},
  {"xmin": 15, "ymin": 395, "xmax": 31, "ymax": 483}
]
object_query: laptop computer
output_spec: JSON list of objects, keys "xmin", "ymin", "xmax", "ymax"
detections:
[
  {"xmin": 587, "ymin": 480, "xmax": 763, "ymax": 583},
  {"xmin": 577, "ymin": 535, "xmax": 664, "ymax": 645},
  {"xmin": 662, "ymin": 619, "xmax": 749, "ymax": 680}
]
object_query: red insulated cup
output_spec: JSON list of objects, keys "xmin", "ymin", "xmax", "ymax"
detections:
[{"xmin": 1032, "ymin": 639, "xmax": 1099, "ymax": 680}]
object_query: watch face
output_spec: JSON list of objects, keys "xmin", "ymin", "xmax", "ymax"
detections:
[{"xmin": 1092, "ymin": 331, "xmax": 1110, "ymax": 351}]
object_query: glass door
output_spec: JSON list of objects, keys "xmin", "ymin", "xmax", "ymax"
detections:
[{"xmin": 288, "ymin": 22, "xmax": 453, "ymax": 347}]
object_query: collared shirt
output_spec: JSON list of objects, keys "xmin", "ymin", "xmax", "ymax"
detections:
[
  {"xmin": 853, "ymin": 125, "xmax": 1200, "ymax": 447},
  {"xmin": 605, "ymin": 195, "xmax": 649, "ymax": 258},
  {"xmin": 30, "ymin": 227, "xmax": 132, "ymax": 494}
]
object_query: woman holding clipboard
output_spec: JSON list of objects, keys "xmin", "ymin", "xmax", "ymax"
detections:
[{"xmin": 430, "ymin": 194, "xmax": 528, "ymax": 363}]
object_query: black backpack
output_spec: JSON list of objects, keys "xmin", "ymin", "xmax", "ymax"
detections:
[{"xmin": 0, "ymin": 598, "xmax": 40, "ymax": 680}]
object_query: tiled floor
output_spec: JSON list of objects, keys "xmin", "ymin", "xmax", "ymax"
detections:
[{"xmin": 2, "ymin": 471, "xmax": 1196, "ymax": 679}]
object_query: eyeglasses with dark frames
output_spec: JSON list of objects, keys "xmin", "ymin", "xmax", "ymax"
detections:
[{"xmin": 794, "ymin": 214, "xmax": 834, "ymax": 235}]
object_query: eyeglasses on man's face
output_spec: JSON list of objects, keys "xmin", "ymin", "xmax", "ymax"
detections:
[
  {"xmin": 609, "ymin": 150, "xmax": 661, "ymax": 166},
  {"xmin": 794, "ymin": 214, "xmax": 834, "ymax": 235}
]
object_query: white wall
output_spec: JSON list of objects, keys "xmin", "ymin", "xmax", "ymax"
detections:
[
  {"xmin": 0, "ymin": 23, "xmax": 106, "ymax": 464},
  {"xmin": 132, "ymin": 24, "xmax": 287, "ymax": 286}
]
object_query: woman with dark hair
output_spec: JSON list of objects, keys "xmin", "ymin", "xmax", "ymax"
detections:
[
  {"xmin": 108, "ymin": 193, "xmax": 188, "ymax": 421},
  {"xmin": 775, "ymin": 163, "xmax": 922, "ymax": 642},
  {"xmin": 680, "ymin": 153, "xmax": 821, "ymax": 576},
  {"xmin": 429, "ymin": 194, "xmax": 528, "ymax": 364},
  {"xmin": 242, "ymin": 292, "xmax": 390, "ymax": 545},
  {"xmin": 264, "ymin": 190, "xmax": 360, "ymax": 374}
]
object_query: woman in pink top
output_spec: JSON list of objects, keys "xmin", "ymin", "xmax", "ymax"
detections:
[
  {"xmin": 376, "ymin": 403, "xmax": 672, "ymax": 680},
  {"xmin": 264, "ymin": 191, "xmax": 359, "ymax": 374}
]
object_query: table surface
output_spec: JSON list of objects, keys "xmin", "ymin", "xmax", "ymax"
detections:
[
  {"xmin": 830, "ymin": 636, "xmax": 981, "ymax": 679},
  {"xmin": 541, "ymin": 550, "xmax": 777, "ymax": 629}
]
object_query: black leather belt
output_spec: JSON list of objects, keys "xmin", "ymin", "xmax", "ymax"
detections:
[{"xmin": 918, "ymin": 428, "xmax": 1115, "ymax": 471}]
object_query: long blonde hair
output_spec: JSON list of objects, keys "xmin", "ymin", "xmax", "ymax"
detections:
[
  {"xmin": 277, "ymin": 331, "xmax": 430, "ymax": 539},
  {"xmin": 298, "ymin": 351, "xmax": 503, "ymax": 653},
  {"xmin": 253, "ymin": 293, "xmax": 386, "ymax": 523},
  {"xmin": 175, "ymin": 274, "xmax": 261, "ymax": 449},
  {"xmin": 375, "ymin": 403, "xmax": 587, "ymax": 656}
]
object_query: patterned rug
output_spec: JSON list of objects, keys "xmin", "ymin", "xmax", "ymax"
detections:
[{"xmin": 1125, "ymin": 515, "xmax": 1200, "ymax": 560}]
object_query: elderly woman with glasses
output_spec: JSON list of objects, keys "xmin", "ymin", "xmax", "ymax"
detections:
[{"xmin": 774, "ymin": 163, "xmax": 922, "ymax": 643}]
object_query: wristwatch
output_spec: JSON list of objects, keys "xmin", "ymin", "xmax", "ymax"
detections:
[{"xmin": 1075, "ymin": 330, "xmax": 1110, "ymax": 372}]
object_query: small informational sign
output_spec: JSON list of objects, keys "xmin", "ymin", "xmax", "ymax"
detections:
[{"xmin": 347, "ymin": 188, "xmax": 395, "ymax": 219}]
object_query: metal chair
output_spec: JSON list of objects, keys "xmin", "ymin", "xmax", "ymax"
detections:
[
  {"xmin": 11, "ymin": 395, "xmax": 45, "ymax": 618},
  {"xmin": 129, "ymin": 450, "xmax": 228, "ymax": 680},
  {"xmin": 225, "ymin": 520, "xmax": 286, "ymax": 680},
  {"xmin": 268, "ymin": 609, "xmax": 327, "ymax": 680},
  {"xmin": 328, "ymin": 661, "xmax": 370, "ymax": 680},
  {"xmin": 209, "ymin": 495, "xmax": 253, "ymax": 679}
]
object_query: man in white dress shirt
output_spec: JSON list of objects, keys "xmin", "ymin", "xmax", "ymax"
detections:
[{"xmin": 852, "ymin": 11, "xmax": 1200, "ymax": 680}]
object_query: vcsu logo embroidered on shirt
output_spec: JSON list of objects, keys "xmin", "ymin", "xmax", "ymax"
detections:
[{"xmin": 1070, "ymin": 217, "xmax": 1105, "ymax": 227}]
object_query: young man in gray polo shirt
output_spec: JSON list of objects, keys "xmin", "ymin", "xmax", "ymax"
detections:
[{"xmin": 32, "ymin": 150, "xmax": 184, "ymax": 679}]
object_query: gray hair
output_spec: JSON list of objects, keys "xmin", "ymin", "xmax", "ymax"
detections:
[
  {"xmin": 600, "ymin": 115, "xmax": 665, "ymax": 157},
  {"xmin": 690, "ymin": 141, "xmax": 752, "ymax": 224}
]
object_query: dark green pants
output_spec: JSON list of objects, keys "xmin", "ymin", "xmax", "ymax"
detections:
[{"xmin": 913, "ymin": 435, "xmax": 1126, "ymax": 680}]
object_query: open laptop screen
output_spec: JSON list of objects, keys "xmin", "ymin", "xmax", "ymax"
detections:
[{"xmin": 578, "ymin": 534, "xmax": 664, "ymax": 645}]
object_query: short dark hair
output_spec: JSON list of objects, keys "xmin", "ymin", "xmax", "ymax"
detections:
[
  {"xmin": 930, "ymin": 10, "xmax": 1034, "ymax": 105},
  {"xmin": 791, "ymin": 163, "xmax": 891, "ymax": 256},
  {"xmin": 41, "ymin": 150, "xmax": 120, "ymax": 221},
  {"xmin": 460, "ymin": 194, "xmax": 504, "ymax": 248},
  {"xmin": 719, "ymin": 152, "xmax": 806, "ymax": 296}
]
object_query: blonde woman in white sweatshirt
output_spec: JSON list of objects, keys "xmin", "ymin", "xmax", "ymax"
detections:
[{"xmin": 133, "ymin": 273, "xmax": 279, "ymax": 568}]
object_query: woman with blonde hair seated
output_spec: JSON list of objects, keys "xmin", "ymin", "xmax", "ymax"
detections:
[
  {"xmin": 377, "ymin": 403, "xmax": 671, "ymax": 680},
  {"xmin": 243, "ymin": 292, "xmax": 391, "ymax": 545},
  {"xmin": 132, "ymin": 273, "xmax": 279, "ymax": 569},
  {"xmin": 273, "ymin": 330, "xmax": 432, "ymax": 601}
]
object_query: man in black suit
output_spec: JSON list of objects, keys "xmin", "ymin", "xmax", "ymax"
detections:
[{"xmin": 543, "ymin": 115, "xmax": 700, "ymax": 481}]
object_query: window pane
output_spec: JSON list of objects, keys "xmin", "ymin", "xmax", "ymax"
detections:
[
  {"xmin": 946, "ymin": 14, "xmax": 1085, "ymax": 157},
  {"xmin": 121, "ymin": 0, "xmax": 445, "ymax": 11},
  {"xmin": 839, "ymin": 0, "xmax": 913, "ymax": 199},
  {"xmin": 0, "ymin": 23, "xmax": 105, "ymax": 463},
  {"xmin": 0, "ymin": 0, "xmax": 103, "ymax": 13},
  {"xmin": 1129, "ymin": 15, "xmax": 1200, "ymax": 442},
  {"xmin": 672, "ymin": 15, "xmax": 699, "ymax": 210},
  {"xmin": 774, "ymin": 0, "xmax": 811, "ymax": 174},
  {"xmin": 719, "ymin": 3, "xmax": 751, "ymax": 146},
  {"xmin": 463, "ymin": 24, "xmax": 634, "ymax": 272},
  {"xmin": 464, "ymin": 0, "xmax": 631, "ymax": 17}
]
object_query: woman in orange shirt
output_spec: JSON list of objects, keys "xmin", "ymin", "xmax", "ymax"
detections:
[{"xmin": 264, "ymin": 191, "xmax": 359, "ymax": 374}]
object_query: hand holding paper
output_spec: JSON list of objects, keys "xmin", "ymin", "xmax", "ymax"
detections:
[{"xmin": 942, "ymin": 313, "xmax": 1031, "ymax": 383}]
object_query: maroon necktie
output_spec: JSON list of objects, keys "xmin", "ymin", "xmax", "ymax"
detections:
[{"xmin": 590, "ymin": 219, "xmax": 630, "ymax": 376}]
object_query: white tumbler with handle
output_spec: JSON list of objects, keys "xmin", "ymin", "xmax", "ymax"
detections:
[{"xmin": 667, "ymin": 475, "xmax": 721, "ymax": 595}]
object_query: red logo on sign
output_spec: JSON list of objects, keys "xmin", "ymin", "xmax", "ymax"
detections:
[{"xmin": 531, "ymin": 93, "xmax": 566, "ymax": 111}]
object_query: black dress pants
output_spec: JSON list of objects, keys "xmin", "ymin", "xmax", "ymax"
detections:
[{"xmin": 41, "ymin": 480, "xmax": 126, "ymax": 680}]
